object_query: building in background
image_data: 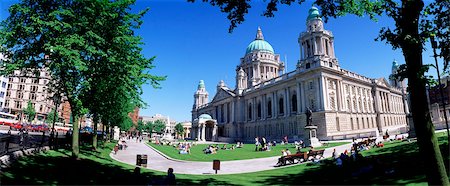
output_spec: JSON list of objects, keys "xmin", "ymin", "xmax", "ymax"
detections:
[
  {"xmin": 191, "ymin": 7, "xmax": 409, "ymax": 142},
  {"xmin": 178, "ymin": 121, "xmax": 192, "ymax": 139},
  {"xmin": 140, "ymin": 113, "xmax": 176, "ymax": 135},
  {"xmin": 4, "ymin": 68, "xmax": 57, "ymax": 123},
  {"xmin": 428, "ymin": 76, "xmax": 450, "ymax": 130},
  {"xmin": 0, "ymin": 54, "xmax": 9, "ymax": 111}
]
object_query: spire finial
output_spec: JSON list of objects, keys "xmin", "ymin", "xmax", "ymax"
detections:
[{"xmin": 256, "ymin": 26, "xmax": 264, "ymax": 40}]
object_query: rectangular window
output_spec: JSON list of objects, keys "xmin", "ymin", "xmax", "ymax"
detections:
[
  {"xmin": 30, "ymin": 93, "xmax": 36, "ymax": 100},
  {"xmin": 15, "ymin": 101, "xmax": 21, "ymax": 109},
  {"xmin": 7, "ymin": 83, "xmax": 11, "ymax": 89},
  {"xmin": 1, "ymin": 82, "xmax": 6, "ymax": 88},
  {"xmin": 33, "ymin": 79, "xmax": 38, "ymax": 84},
  {"xmin": 20, "ymin": 78, "xmax": 26, "ymax": 83},
  {"xmin": 0, "ymin": 91, "xmax": 4, "ymax": 98},
  {"xmin": 5, "ymin": 100, "xmax": 9, "ymax": 107},
  {"xmin": 31, "ymin": 86, "xmax": 38, "ymax": 92}
]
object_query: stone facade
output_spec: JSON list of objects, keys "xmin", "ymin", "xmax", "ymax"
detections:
[
  {"xmin": 4, "ymin": 68, "xmax": 58, "ymax": 123},
  {"xmin": 140, "ymin": 113, "xmax": 176, "ymax": 135},
  {"xmin": 191, "ymin": 7, "xmax": 409, "ymax": 142}
]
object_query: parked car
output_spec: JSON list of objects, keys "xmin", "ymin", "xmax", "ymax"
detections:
[{"xmin": 13, "ymin": 123, "xmax": 23, "ymax": 130}]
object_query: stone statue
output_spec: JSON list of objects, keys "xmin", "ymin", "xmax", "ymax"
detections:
[{"xmin": 306, "ymin": 107, "xmax": 313, "ymax": 126}]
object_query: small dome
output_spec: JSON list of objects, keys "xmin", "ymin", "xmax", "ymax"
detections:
[
  {"xmin": 199, "ymin": 114, "xmax": 212, "ymax": 120},
  {"xmin": 307, "ymin": 6, "xmax": 321, "ymax": 21},
  {"xmin": 392, "ymin": 60, "xmax": 399, "ymax": 70},
  {"xmin": 198, "ymin": 80, "xmax": 205, "ymax": 89},
  {"xmin": 246, "ymin": 40, "xmax": 274, "ymax": 54}
]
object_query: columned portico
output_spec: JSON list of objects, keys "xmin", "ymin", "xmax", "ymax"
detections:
[{"xmin": 192, "ymin": 114, "xmax": 218, "ymax": 142}]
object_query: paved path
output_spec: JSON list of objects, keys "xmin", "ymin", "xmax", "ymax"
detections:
[{"xmin": 110, "ymin": 139, "xmax": 353, "ymax": 175}]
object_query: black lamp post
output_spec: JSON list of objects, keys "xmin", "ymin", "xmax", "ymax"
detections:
[{"xmin": 430, "ymin": 35, "xmax": 450, "ymax": 141}]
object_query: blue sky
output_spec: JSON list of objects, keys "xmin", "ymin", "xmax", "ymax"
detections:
[{"xmin": 0, "ymin": 0, "xmax": 440, "ymax": 122}]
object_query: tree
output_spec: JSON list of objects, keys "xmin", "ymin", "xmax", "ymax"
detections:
[
  {"xmin": 75, "ymin": 0, "xmax": 165, "ymax": 150},
  {"xmin": 137, "ymin": 120, "xmax": 145, "ymax": 132},
  {"xmin": 23, "ymin": 101, "xmax": 36, "ymax": 123},
  {"xmin": 0, "ymin": 0, "xmax": 165, "ymax": 158},
  {"xmin": 174, "ymin": 123, "xmax": 185, "ymax": 139},
  {"xmin": 45, "ymin": 108, "xmax": 59, "ymax": 124},
  {"xmin": 145, "ymin": 121, "xmax": 153, "ymax": 134},
  {"xmin": 153, "ymin": 120, "xmax": 166, "ymax": 134},
  {"xmin": 189, "ymin": 0, "xmax": 449, "ymax": 184}
]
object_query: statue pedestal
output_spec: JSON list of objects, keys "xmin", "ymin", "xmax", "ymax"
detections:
[{"xmin": 304, "ymin": 125, "xmax": 322, "ymax": 148}]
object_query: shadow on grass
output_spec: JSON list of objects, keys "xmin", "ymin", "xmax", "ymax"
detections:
[
  {"xmin": 253, "ymin": 140, "xmax": 448, "ymax": 185},
  {"xmin": 1, "ymin": 143, "xmax": 238, "ymax": 185}
]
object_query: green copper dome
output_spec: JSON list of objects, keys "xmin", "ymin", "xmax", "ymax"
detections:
[
  {"xmin": 307, "ymin": 6, "xmax": 321, "ymax": 21},
  {"xmin": 198, "ymin": 80, "xmax": 205, "ymax": 89},
  {"xmin": 246, "ymin": 40, "xmax": 274, "ymax": 54},
  {"xmin": 245, "ymin": 27, "xmax": 274, "ymax": 54},
  {"xmin": 199, "ymin": 114, "xmax": 212, "ymax": 120},
  {"xmin": 392, "ymin": 60, "xmax": 399, "ymax": 70}
]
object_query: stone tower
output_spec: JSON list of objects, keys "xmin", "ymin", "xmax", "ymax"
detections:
[
  {"xmin": 193, "ymin": 80, "xmax": 209, "ymax": 109},
  {"xmin": 297, "ymin": 7, "xmax": 339, "ymax": 71}
]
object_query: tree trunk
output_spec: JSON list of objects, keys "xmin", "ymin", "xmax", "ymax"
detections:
[
  {"xmin": 106, "ymin": 125, "xmax": 110, "ymax": 142},
  {"xmin": 72, "ymin": 116, "xmax": 80, "ymax": 159},
  {"xmin": 93, "ymin": 113, "xmax": 98, "ymax": 151},
  {"xmin": 401, "ymin": 1, "xmax": 449, "ymax": 184}
]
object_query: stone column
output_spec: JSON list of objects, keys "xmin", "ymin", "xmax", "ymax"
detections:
[
  {"xmin": 285, "ymin": 88, "xmax": 289, "ymax": 117},
  {"xmin": 212, "ymin": 124, "xmax": 218, "ymax": 141},
  {"xmin": 296, "ymin": 83, "xmax": 301, "ymax": 114},
  {"xmin": 197, "ymin": 125, "xmax": 201, "ymax": 141},
  {"xmin": 202, "ymin": 124, "xmax": 206, "ymax": 141},
  {"xmin": 300, "ymin": 82, "xmax": 306, "ymax": 113}
]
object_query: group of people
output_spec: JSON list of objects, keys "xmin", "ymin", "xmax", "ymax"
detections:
[
  {"xmin": 113, "ymin": 140, "xmax": 128, "ymax": 154},
  {"xmin": 176, "ymin": 142, "xmax": 192, "ymax": 154},
  {"xmin": 203, "ymin": 145, "xmax": 218, "ymax": 154},
  {"xmin": 255, "ymin": 136, "xmax": 275, "ymax": 151},
  {"xmin": 121, "ymin": 133, "xmax": 144, "ymax": 143},
  {"xmin": 293, "ymin": 140, "xmax": 305, "ymax": 150}
]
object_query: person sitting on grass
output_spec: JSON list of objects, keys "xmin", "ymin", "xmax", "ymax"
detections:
[
  {"xmin": 222, "ymin": 144, "xmax": 228, "ymax": 150},
  {"xmin": 211, "ymin": 146, "xmax": 217, "ymax": 154},
  {"xmin": 236, "ymin": 142, "xmax": 242, "ymax": 148},
  {"xmin": 231, "ymin": 145, "xmax": 236, "ymax": 150},
  {"xmin": 204, "ymin": 146, "xmax": 212, "ymax": 154}
]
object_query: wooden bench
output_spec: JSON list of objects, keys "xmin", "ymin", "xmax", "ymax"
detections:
[
  {"xmin": 307, "ymin": 149, "xmax": 325, "ymax": 160},
  {"xmin": 285, "ymin": 152, "xmax": 308, "ymax": 164}
]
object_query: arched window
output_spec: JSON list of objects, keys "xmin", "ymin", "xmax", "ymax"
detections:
[
  {"xmin": 267, "ymin": 100, "xmax": 272, "ymax": 117},
  {"xmin": 279, "ymin": 97, "xmax": 284, "ymax": 115},
  {"xmin": 257, "ymin": 102, "xmax": 262, "ymax": 118},
  {"xmin": 291, "ymin": 95, "xmax": 297, "ymax": 113},
  {"xmin": 248, "ymin": 103, "xmax": 252, "ymax": 121}
]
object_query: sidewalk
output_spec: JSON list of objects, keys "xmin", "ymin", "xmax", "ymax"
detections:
[{"xmin": 110, "ymin": 139, "xmax": 353, "ymax": 175}]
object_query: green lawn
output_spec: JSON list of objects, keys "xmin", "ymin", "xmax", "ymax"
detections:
[
  {"xmin": 148, "ymin": 141, "xmax": 349, "ymax": 161},
  {"xmin": 1, "ymin": 132, "xmax": 448, "ymax": 185}
]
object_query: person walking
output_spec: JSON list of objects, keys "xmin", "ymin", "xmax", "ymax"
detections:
[{"xmin": 255, "ymin": 137, "xmax": 260, "ymax": 151}]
